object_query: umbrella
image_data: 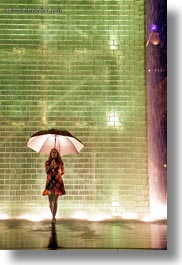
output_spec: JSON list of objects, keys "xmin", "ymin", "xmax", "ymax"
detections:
[{"xmin": 27, "ymin": 128, "xmax": 84, "ymax": 156}]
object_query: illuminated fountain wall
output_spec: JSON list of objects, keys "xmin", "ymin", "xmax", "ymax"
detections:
[
  {"xmin": 0, "ymin": 0, "xmax": 149, "ymax": 220},
  {"xmin": 146, "ymin": 0, "xmax": 167, "ymax": 218}
]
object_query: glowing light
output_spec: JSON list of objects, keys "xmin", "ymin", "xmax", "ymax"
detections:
[
  {"xmin": 18, "ymin": 214, "xmax": 46, "ymax": 222},
  {"xmin": 0, "ymin": 213, "xmax": 9, "ymax": 220},
  {"xmin": 149, "ymin": 159, "xmax": 167, "ymax": 222},
  {"xmin": 107, "ymin": 112, "xmax": 120, "ymax": 127},
  {"xmin": 140, "ymin": 215, "xmax": 156, "ymax": 222},
  {"xmin": 150, "ymin": 203, "xmax": 167, "ymax": 220},
  {"xmin": 121, "ymin": 212, "xmax": 138, "ymax": 220},
  {"xmin": 72, "ymin": 212, "xmax": 112, "ymax": 221},
  {"xmin": 88, "ymin": 213, "xmax": 111, "ymax": 222},
  {"xmin": 112, "ymin": 201, "xmax": 120, "ymax": 207},
  {"xmin": 71, "ymin": 211, "xmax": 88, "ymax": 220},
  {"xmin": 109, "ymin": 39, "xmax": 117, "ymax": 50},
  {"xmin": 17, "ymin": 208, "xmax": 54, "ymax": 222},
  {"xmin": 146, "ymin": 31, "xmax": 160, "ymax": 47},
  {"xmin": 150, "ymin": 24, "xmax": 158, "ymax": 32},
  {"xmin": 111, "ymin": 198, "xmax": 121, "ymax": 217},
  {"xmin": 150, "ymin": 32, "xmax": 160, "ymax": 45},
  {"xmin": 141, "ymin": 209, "xmax": 167, "ymax": 222}
]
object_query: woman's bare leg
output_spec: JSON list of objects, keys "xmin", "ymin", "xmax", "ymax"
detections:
[
  {"xmin": 48, "ymin": 195, "xmax": 54, "ymax": 215},
  {"xmin": 52, "ymin": 195, "xmax": 58, "ymax": 221},
  {"xmin": 48, "ymin": 194, "xmax": 58, "ymax": 222}
]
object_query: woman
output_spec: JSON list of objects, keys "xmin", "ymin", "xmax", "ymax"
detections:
[{"xmin": 42, "ymin": 148, "xmax": 65, "ymax": 223}]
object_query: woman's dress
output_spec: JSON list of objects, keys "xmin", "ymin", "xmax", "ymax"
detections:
[{"xmin": 42, "ymin": 160, "xmax": 65, "ymax": 196}]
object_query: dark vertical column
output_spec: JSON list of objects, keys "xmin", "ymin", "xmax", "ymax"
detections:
[{"xmin": 146, "ymin": 0, "xmax": 167, "ymax": 212}]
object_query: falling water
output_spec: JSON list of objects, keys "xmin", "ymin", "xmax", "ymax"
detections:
[{"xmin": 146, "ymin": 0, "xmax": 167, "ymax": 219}]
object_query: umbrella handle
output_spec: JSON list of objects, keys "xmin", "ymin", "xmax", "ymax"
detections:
[{"xmin": 54, "ymin": 135, "xmax": 56, "ymax": 149}]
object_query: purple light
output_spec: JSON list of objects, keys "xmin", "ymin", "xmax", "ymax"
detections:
[{"xmin": 150, "ymin": 24, "xmax": 158, "ymax": 32}]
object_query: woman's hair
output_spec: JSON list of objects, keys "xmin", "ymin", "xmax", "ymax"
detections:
[{"xmin": 47, "ymin": 148, "xmax": 63, "ymax": 166}]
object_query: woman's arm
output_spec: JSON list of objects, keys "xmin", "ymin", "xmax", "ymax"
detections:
[
  {"xmin": 59, "ymin": 163, "xmax": 64, "ymax": 176},
  {"xmin": 45, "ymin": 161, "xmax": 51, "ymax": 174}
]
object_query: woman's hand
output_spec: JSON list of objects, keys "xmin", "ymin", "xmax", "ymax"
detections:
[{"xmin": 51, "ymin": 159, "xmax": 57, "ymax": 168}]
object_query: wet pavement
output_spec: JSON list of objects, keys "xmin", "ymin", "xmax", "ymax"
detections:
[{"xmin": 0, "ymin": 218, "xmax": 167, "ymax": 250}]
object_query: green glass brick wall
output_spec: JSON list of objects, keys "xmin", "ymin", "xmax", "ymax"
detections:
[{"xmin": 0, "ymin": 0, "xmax": 149, "ymax": 219}]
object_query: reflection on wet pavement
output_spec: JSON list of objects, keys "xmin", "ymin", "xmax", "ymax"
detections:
[
  {"xmin": 0, "ymin": 219, "xmax": 167, "ymax": 250},
  {"xmin": 48, "ymin": 223, "xmax": 58, "ymax": 250}
]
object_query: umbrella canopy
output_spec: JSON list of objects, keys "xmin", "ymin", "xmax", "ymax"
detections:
[{"xmin": 27, "ymin": 128, "xmax": 84, "ymax": 156}]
